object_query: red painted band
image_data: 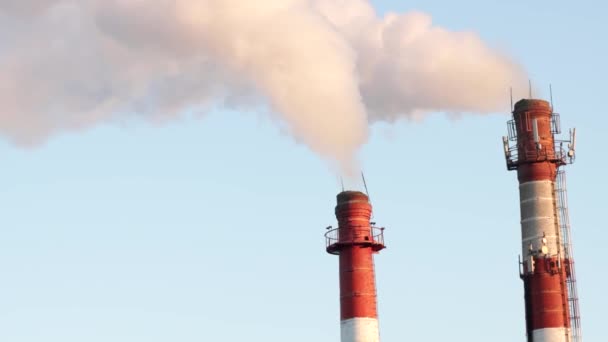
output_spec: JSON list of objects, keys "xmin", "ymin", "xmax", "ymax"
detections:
[
  {"xmin": 518, "ymin": 162, "xmax": 557, "ymax": 183},
  {"xmin": 339, "ymin": 245, "xmax": 378, "ymax": 319},
  {"xmin": 334, "ymin": 191, "xmax": 379, "ymax": 320},
  {"xmin": 523, "ymin": 256, "xmax": 571, "ymax": 332}
]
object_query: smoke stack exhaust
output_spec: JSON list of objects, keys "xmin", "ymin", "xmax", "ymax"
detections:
[
  {"xmin": 0, "ymin": 0, "xmax": 527, "ymax": 172},
  {"xmin": 325, "ymin": 191, "xmax": 385, "ymax": 342},
  {"xmin": 503, "ymin": 99, "xmax": 582, "ymax": 342}
]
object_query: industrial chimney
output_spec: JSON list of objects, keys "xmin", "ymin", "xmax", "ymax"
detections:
[
  {"xmin": 502, "ymin": 98, "xmax": 582, "ymax": 342},
  {"xmin": 325, "ymin": 191, "xmax": 386, "ymax": 342}
]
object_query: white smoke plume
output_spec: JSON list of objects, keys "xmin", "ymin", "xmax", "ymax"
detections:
[{"xmin": 0, "ymin": 0, "xmax": 526, "ymax": 170}]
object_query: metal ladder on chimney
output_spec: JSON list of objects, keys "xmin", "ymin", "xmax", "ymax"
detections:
[{"xmin": 555, "ymin": 169, "xmax": 583, "ymax": 342}]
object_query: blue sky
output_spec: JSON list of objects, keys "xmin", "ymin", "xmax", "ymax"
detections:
[{"xmin": 0, "ymin": 1, "xmax": 606, "ymax": 341}]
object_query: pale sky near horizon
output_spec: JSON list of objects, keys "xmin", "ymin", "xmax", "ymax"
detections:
[{"xmin": 1, "ymin": 1, "xmax": 606, "ymax": 341}]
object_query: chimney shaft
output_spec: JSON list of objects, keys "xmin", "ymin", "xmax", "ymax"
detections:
[
  {"xmin": 506, "ymin": 99, "xmax": 576, "ymax": 342},
  {"xmin": 325, "ymin": 191, "xmax": 385, "ymax": 342}
]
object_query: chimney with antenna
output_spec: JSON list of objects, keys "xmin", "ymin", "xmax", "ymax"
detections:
[
  {"xmin": 324, "ymin": 191, "xmax": 386, "ymax": 342},
  {"xmin": 502, "ymin": 98, "xmax": 582, "ymax": 342}
]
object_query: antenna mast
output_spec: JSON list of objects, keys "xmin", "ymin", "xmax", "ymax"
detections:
[{"xmin": 361, "ymin": 172, "xmax": 370, "ymax": 201}]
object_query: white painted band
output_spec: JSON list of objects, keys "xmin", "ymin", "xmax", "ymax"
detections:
[
  {"xmin": 520, "ymin": 196, "xmax": 555, "ymax": 204},
  {"xmin": 522, "ymin": 216, "xmax": 556, "ymax": 223},
  {"xmin": 522, "ymin": 234, "xmax": 558, "ymax": 243},
  {"xmin": 519, "ymin": 180, "xmax": 562, "ymax": 258},
  {"xmin": 341, "ymin": 317, "xmax": 379, "ymax": 342},
  {"xmin": 531, "ymin": 327, "xmax": 571, "ymax": 342}
]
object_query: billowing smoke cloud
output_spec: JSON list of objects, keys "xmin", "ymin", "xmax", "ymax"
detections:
[{"xmin": 0, "ymin": 0, "xmax": 526, "ymax": 171}]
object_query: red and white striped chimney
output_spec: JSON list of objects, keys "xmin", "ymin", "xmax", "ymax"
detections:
[
  {"xmin": 503, "ymin": 99, "xmax": 581, "ymax": 342},
  {"xmin": 325, "ymin": 191, "xmax": 386, "ymax": 342}
]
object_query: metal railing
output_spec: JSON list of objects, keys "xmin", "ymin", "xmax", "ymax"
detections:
[
  {"xmin": 505, "ymin": 140, "xmax": 571, "ymax": 170},
  {"xmin": 325, "ymin": 226, "xmax": 385, "ymax": 254},
  {"xmin": 504, "ymin": 113, "xmax": 574, "ymax": 170},
  {"xmin": 507, "ymin": 113, "xmax": 562, "ymax": 141}
]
